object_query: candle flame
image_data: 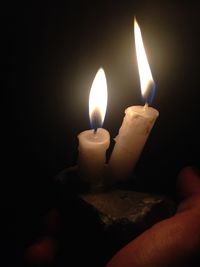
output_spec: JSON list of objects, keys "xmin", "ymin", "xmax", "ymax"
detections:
[
  {"xmin": 134, "ymin": 18, "xmax": 155, "ymax": 104},
  {"xmin": 89, "ymin": 68, "xmax": 107, "ymax": 130}
]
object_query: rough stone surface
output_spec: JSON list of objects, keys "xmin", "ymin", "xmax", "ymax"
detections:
[
  {"xmin": 79, "ymin": 189, "xmax": 176, "ymax": 259},
  {"xmin": 81, "ymin": 190, "xmax": 175, "ymax": 227},
  {"xmin": 55, "ymin": 166, "xmax": 177, "ymax": 267}
]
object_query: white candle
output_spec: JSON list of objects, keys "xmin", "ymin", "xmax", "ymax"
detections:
[
  {"xmin": 78, "ymin": 68, "xmax": 110, "ymax": 188},
  {"xmin": 108, "ymin": 18, "xmax": 159, "ymax": 181}
]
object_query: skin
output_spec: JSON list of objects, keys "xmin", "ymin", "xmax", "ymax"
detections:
[
  {"xmin": 25, "ymin": 167, "xmax": 200, "ymax": 266},
  {"xmin": 106, "ymin": 167, "xmax": 200, "ymax": 267}
]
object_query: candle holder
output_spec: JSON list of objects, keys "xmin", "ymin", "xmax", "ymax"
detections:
[{"xmin": 54, "ymin": 166, "xmax": 176, "ymax": 267}]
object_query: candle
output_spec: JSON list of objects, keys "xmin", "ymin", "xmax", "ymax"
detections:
[
  {"xmin": 78, "ymin": 68, "xmax": 110, "ymax": 188},
  {"xmin": 108, "ymin": 18, "xmax": 159, "ymax": 181}
]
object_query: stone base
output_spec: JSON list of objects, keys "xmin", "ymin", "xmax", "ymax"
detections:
[{"xmin": 55, "ymin": 166, "xmax": 176, "ymax": 267}]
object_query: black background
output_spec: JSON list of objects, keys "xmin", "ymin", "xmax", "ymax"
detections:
[
  {"xmin": 5, "ymin": 1, "xmax": 200, "ymax": 199},
  {"xmin": 3, "ymin": 1, "xmax": 200, "ymax": 264}
]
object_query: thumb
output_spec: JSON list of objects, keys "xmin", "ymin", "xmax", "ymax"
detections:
[{"xmin": 177, "ymin": 166, "xmax": 200, "ymax": 199}]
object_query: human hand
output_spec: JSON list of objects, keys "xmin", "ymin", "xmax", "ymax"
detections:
[
  {"xmin": 106, "ymin": 167, "xmax": 200, "ymax": 267},
  {"xmin": 24, "ymin": 167, "xmax": 200, "ymax": 267}
]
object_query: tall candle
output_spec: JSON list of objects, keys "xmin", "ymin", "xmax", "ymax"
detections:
[
  {"xmin": 78, "ymin": 68, "xmax": 110, "ymax": 188},
  {"xmin": 108, "ymin": 18, "xmax": 159, "ymax": 181}
]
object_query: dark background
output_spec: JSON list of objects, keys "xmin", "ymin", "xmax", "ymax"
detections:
[{"xmin": 3, "ymin": 0, "xmax": 200, "ymax": 265}]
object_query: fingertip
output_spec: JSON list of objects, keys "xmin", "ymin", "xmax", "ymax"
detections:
[
  {"xmin": 177, "ymin": 166, "xmax": 200, "ymax": 198},
  {"xmin": 44, "ymin": 208, "xmax": 62, "ymax": 235},
  {"xmin": 179, "ymin": 166, "xmax": 199, "ymax": 176},
  {"xmin": 25, "ymin": 238, "xmax": 57, "ymax": 265}
]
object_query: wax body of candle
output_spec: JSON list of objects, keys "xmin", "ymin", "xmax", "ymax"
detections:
[
  {"xmin": 78, "ymin": 128, "xmax": 110, "ymax": 187},
  {"xmin": 78, "ymin": 68, "xmax": 109, "ymax": 188},
  {"xmin": 108, "ymin": 18, "xmax": 159, "ymax": 181},
  {"xmin": 108, "ymin": 105, "xmax": 158, "ymax": 181}
]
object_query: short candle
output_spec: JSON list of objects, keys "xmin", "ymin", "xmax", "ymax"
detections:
[{"xmin": 78, "ymin": 68, "xmax": 110, "ymax": 188}]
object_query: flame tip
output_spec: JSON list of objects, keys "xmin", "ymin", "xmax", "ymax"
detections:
[
  {"xmin": 134, "ymin": 17, "xmax": 139, "ymax": 26},
  {"xmin": 134, "ymin": 18, "xmax": 155, "ymax": 102}
]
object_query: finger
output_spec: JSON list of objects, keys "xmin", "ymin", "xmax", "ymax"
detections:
[
  {"xmin": 24, "ymin": 208, "xmax": 62, "ymax": 265},
  {"xmin": 177, "ymin": 166, "xmax": 200, "ymax": 199},
  {"xmin": 106, "ymin": 167, "xmax": 200, "ymax": 267},
  {"xmin": 25, "ymin": 238, "xmax": 57, "ymax": 265},
  {"xmin": 44, "ymin": 208, "xmax": 62, "ymax": 235},
  {"xmin": 106, "ymin": 208, "xmax": 200, "ymax": 267}
]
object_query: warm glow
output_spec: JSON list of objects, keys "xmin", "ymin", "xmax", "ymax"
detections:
[
  {"xmin": 89, "ymin": 68, "xmax": 107, "ymax": 128},
  {"xmin": 134, "ymin": 18, "xmax": 154, "ymax": 99}
]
